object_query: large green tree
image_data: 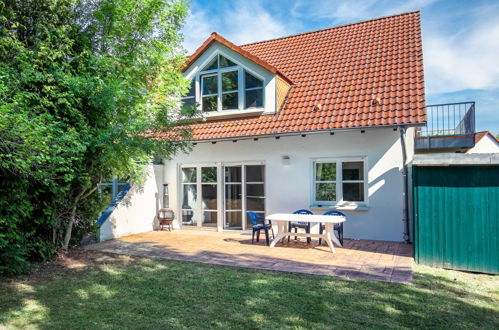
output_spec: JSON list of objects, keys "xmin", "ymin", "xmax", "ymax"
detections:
[{"xmin": 0, "ymin": 0, "xmax": 193, "ymax": 274}]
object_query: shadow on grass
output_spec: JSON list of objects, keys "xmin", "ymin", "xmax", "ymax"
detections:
[{"xmin": 0, "ymin": 249, "xmax": 498, "ymax": 329}]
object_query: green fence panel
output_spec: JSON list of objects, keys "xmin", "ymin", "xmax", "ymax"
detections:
[{"xmin": 413, "ymin": 165, "xmax": 499, "ymax": 274}]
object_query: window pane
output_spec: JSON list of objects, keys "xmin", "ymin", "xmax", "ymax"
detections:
[
  {"xmin": 222, "ymin": 92, "xmax": 238, "ymax": 110},
  {"xmin": 182, "ymin": 184, "xmax": 197, "ymax": 208},
  {"xmin": 202, "ymin": 184, "xmax": 217, "ymax": 210},
  {"xmin": 315, "ymin": 183, "xmax": 336, "ymax": 201},
  {"xmin": 225, "ymin": 185, "xmax": 242, "ymax": 209},
  {"xmin": 220, "ymin": 56, "xmax": 236, "ymax": 68},
  {"xmin": 203, "ymin": 211, "xmax": 217, "ymax": 227},
  {"xmin": 343, "ymin": 183, "xmax": 364, "ymax": 202},
  {"xmin": 186, "ymin": 79, "xmax": 195, "ymax": 97},
  {"xmin": 201, "ymin": 167, "xmax": 217, "ymax": 182},
  {"xmin": 202, "ymin": 56, "xmax": 218, "ymax": 71},
  {"xmin": 247, "ymin": 197, "xmax": 265, "ymax": 211},
  {"xmin": 246, "ymin": 184, "xmax": 264, "ymax": 197},
  {"xmin": 246, "ymin": 165, "xmax": 264, "ymax": 182},
  {"xmin": 245, "ymin": 89, "xmax": 263, "ymax": 108},
  {"xmin": 182, "ymin": 210, "xmax": 196, "ymax": 226},
  {"xmin": 225, "ymin": 211, "xmax": 242, "ymax": 228},
  {"xmin": 225, "ymin": 166, "xmax": 241, "ymax": 182},
  {"xmin": 202, "ymin": 75, "xmax": 217, "ymax": 95},
  {"xmin": 343, "ymin": 161, "xmax": 364, "ymax": 180},
  {"xmin": 245, "ymin": 70, "xmax": 263, "ymax": 89},
  {"xmin": 182, "ymin": 168, "xmax": 196, "ymax": 183},
  {"xmin": 316, "ymin": 163, "xmax": 336, "ymax": 181},
  {"xmin": 222, "ymin": 71, "xmax": 238, "ymax": 91},
  {"xmin": 202, "ymin": 95, "xmax": 217, "ymax": 112}
]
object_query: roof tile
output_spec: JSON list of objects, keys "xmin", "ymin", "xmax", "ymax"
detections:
[{"xmin": 182, "ymin": 11, "xmax": 425, "ymax": 141}]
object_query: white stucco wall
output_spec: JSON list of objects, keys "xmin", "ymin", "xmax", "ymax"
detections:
[
  {"xmin": 99, "ymin": 165, "xmax": 164, "ymax": 241},
  {"xmin": 467, "ymin": 134, "xmax": 499, "ymax": 154},
  {"xmin": 163, "ymin": 127, "xmax": 415, "ymax": 242}
]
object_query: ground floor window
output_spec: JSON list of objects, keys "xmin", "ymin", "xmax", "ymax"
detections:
[
  {"xmin": 313, "ymin": 158, "xmax": 366, "ymax": 206},
  {"xmin": 180, "ymin": 163, "xmax": 265, "ymax": 230}
]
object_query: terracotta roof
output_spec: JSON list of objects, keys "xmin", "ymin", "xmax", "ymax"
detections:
[
  {"xmin": 180, "ymin": 11, "xmax": 426, "ymax": 141},
  {"xmin": 475, "ymin": 131, "xmax": 499, "ymax": 144}
]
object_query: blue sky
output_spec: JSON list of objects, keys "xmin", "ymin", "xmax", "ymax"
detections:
[{"xmin": 182, "ymin": 0, "xmax": 499, "ymax": 134}]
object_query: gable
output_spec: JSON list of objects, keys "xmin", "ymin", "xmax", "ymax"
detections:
[{"xmin": 182, "ymin": 42, "xmax": 278, "ymax": 118}]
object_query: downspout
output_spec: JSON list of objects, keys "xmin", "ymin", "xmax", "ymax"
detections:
[{"xmin": 399, "ymin": 126, "xmax": 410, "ymax": 243}]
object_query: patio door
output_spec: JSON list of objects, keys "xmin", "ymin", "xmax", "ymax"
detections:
[
  {"xmin": 181, "ymin": 166, "xmax": 220, "ymax": 228},
  {"xmin": 224, "ymin": 166, "xmax": 243, "ymax": 229},
  {"xmin": 181, "ymin": 163, "xmax": 265, "ymax": 230},
  {"xmin": 223, "ymin": 164, "xmax": 265, "ymax": 230}
]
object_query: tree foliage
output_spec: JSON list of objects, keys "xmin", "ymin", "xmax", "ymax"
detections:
[{"xmin": 0, "ymin": 0, "xmax": 193, "ymax": 275}]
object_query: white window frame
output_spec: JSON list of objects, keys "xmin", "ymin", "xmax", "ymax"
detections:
[
  {"xmin": 311, "ymin": 157, "xmax": 368, "ymax": 207},
  {"xmin": 200, "ymin": 73, "xmax": 219, "ymax": 112},
  {"xmin": 178, "ymin": 161, "xmax": 266, "ymax": 231},
  {"xmin": 194, "ymin": 52, "xmax": 265, "ymax": 113}
]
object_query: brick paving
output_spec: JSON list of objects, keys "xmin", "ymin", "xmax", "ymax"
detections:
[{"xmin": 86, "ymin": 230, "xmax": 413, "ymax": 283}]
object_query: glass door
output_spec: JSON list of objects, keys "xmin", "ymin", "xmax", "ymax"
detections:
[
  {"xmin": 245, "ymin": 165, "xmax": 265, "ymax": 228},
  {"xmin": 201, "ymin": 167, "xmax": 218, "ymax": 227},
  {"xmin": 224, "ymin": 166, "xmax": 242, "ymax": 229},
  {"xmin": 181, "ymin": 167, "xmax": 197, "ymax": 226},
  {"xmin": 181, "ymin": 166, "xmax": 220, "ymax": 228}
]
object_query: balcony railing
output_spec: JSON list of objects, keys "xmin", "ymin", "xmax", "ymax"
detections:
[
  {"xmin": 418, "ymin": 102, "xmax": 475, "ymax": 137},
  {"xmin": 416, "ymin": 102, "xmax": 476, "ymax": 151}
]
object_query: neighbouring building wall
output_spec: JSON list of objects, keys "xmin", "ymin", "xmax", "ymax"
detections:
[
  {"xmin": 163, "ymin": 127, "xmax": 415, "ymax": 242},
  {"xmin": 99, "ymin": 165, "xmax": 164, "ymax": 241},
  {"xmin": 467, "ymin": 135, "xmax": 499, "ymax": 154}
]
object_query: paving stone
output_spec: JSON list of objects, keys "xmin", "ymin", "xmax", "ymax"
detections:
[{"xmin": 86, "ymin": 230, "xmax": 413, "ymax": 283}]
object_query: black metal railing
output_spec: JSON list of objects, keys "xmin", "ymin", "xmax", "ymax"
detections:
[{"xmin": 417, "ymin": 102, "xmax": 475, "ymax": 137}]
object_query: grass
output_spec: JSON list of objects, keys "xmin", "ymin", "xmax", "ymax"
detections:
[{"xmin": 0, "ymin": 250, "xmax": 498, "ymax": 329}]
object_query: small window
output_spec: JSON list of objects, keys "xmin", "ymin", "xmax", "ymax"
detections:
[
  {"xmin": 244, "ymin": 70, "xmax": 263, "ymax": 109},
  {"xmin": 312, "ymin": 160, "xmax": 366, "ymax": 205}
]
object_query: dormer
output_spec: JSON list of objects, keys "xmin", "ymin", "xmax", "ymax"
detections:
[{"xmin": 182, "ymin": 33, "xmax": 292, "ymax": 120}]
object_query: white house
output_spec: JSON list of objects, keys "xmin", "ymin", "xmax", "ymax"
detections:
[
  {"xmin": 467, "ymin": 131, "xmax": 499, "ymax": 154},
  {"xmin": 100, "ymin": 11, "xmax": 427, "ymax": 242}
]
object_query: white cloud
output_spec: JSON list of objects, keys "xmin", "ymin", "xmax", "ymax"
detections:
[
  {"xmin": 424, "ymin": 6, "xmax": 499, "ymax": 93},
  {"xmin": 181, "ymin": 0, "xmax": 296, "ymax": 54},
  {"xmin": 221, "ymin": 1, "xmax": 292, "ymax": 45},
  {"xmin": 181, "ymin": 6, "xmax": 218, "ymax": 55}
]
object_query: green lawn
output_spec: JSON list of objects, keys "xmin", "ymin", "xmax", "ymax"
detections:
[{"xmin": 1, "ymin": 251, "xmax": 498, "ymax": 329}]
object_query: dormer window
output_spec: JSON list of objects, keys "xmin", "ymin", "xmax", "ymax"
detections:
[{"xmin": 182, "ymin": 54, "xmax": 264, "ymax": 113}]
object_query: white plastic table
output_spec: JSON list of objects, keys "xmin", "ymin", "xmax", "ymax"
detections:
[{"xmin": 266, "ymin": 213, "xmax": 346, "ymax": 253}]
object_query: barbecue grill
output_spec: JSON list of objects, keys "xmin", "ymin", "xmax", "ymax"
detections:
[{"xmin": 157, "ymin": 208, "xmax": 174, "ymax": 231}]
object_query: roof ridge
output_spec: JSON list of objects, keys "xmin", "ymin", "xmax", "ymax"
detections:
[{"xmin": 239, "ymin": 10, "xmax": 420, "ymax": 47}]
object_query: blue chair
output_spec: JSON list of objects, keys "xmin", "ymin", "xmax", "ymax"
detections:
[
  {"xmin": 248, "ymin": 212, "xmax": 274, "ymax": 246},
  {"xmin": 319, "ymin": 210, "xmax": 345, "ymax": 246},
  {"xmin": 289, "ymin": 209, "xmax": 313, "ymax": 244}
]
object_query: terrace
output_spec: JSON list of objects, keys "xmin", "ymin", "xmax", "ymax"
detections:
[
  {"xmin": 415, "ymin": 101, "xmax": 476, "ymax": 152},
  {"xmin": 86, "ymin": 230, "xmax": 414, "ymax": 283}
]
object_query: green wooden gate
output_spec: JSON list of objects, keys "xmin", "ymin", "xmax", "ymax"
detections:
[{"xmin": 413, "ymin": 165, "xmax": 499, "ymax": 274}]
